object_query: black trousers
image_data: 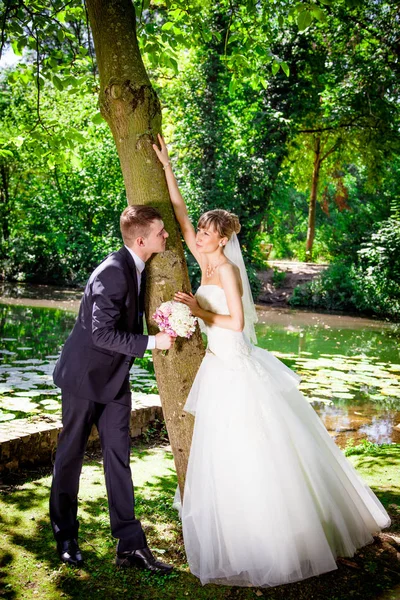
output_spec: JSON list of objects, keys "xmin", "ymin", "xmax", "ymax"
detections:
[{"xmin": 49, "ymin": 390, "xmax": 146, "ymax": 552}]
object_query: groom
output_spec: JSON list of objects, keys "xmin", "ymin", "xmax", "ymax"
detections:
[{"xmin": 50, "ymin": 205, "xmax": 174, "ymax": 573}]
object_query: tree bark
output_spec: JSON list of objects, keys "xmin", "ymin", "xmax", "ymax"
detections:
[
  {"xmin": 305, "ymin": 136, "xmax": 321, "ymax": 262},
  {"xmin": 85, "ymin": 0, "xmax": 205, "ymax": 494},
  {"xmin": 0, "ymin": 162, "xmax": 11, "ymax": 242}
]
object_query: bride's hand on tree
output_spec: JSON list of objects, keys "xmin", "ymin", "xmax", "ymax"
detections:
[
  {"xmin": 152, "ymin": 133, "xmax": 170, "ymax": 168},
  {"xmin": 175, "ymin": 292, "xmax": 201, "ymax": 317}
]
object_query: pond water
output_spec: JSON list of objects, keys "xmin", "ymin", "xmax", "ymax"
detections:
[
  {"xmin": 0, "ymin": 304, "xmax": 157, "ymax": 423},
  {"xmin": 0, "ymin": 298, "xmax": 399, "ymax": 448}
]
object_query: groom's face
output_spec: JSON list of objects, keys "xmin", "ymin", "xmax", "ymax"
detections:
[{"xmin": 143, "ymin": 219, "xmax": 168, "ymax": 254}]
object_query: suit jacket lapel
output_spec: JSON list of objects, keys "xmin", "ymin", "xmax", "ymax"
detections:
[{"xmin": 118, "ymin": 247, "xmax": 139, "ymax": 323}]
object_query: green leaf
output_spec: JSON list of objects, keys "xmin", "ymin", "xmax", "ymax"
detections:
[
  {"xmin": 297, "ymin": 10, "xmax": 312, "ymax": 31},
  {"xmin": 281, "ymin": 61, "xmax": 290, "ymax": 77},
  {"xmin": 11, "ymin": 22, "xmax": 24, "ymax": 35},
  {"xmin": 52, "ymin": 75, "xmax": 63, "ymax": 91},
  {"xmin": 57, "ymin": 28, "xmax": 65, "ymax": 43},
  {"xmin": 311, "ymin": 7, "xmax": 326, "ymax": 22},
  {"xmin": 71, "ymin": 131, "xmax": 86, "ymax": 143},
  {"xmin": 0, "ymin": 149, "xmax": 14, "ymax": 158},
  {"xmin": 272, "ymin": 60, "xmax": 280, "ymax": 75},
  {"xmin": 161, "ymin": 22, "xmax": 174, "ymax": 31},
  {"xmin": 65, "ymin": 76, "xmax": 77, "ymax": 87},
  {"xmin": 28, "ymin": 37, "xmax": 37, "ymax": 50},
  {"xmin": 229, "ymin": 77, "xmax": 237, "ymax": 95},
  {"xmin": 169, "ymin": 57, "xmax": 179, "ymax": 74},
  {"xmin": 92, "ymin": 112, "xmax": 104, "ymax": 125},
  {"xmin": 70, "ymin": 152, "xmax": 82, "ymax": 169},
  {"xmin": 36, "ymin": 76, "xmax": 45, "ymax": 90},
  {"xmin": 12, "ymin": 39, "xmax": 23, "ymax": 56}
]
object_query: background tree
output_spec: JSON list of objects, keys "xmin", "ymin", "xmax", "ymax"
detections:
[{"xmin": 278, "ymin": 0, "xmax": 400, "ymax": 261}]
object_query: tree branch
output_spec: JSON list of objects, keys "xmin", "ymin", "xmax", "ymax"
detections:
[
  {"xmin": 298, "ymin": 118, "xmax": 360, "ymax": 134},
  {"xmin": 0, "ymin": 0, "xmax": 14, "ymax": 60},
  {"xmin": 83, "ymin": 0, "xmax": 97, "ymax": 86},
  {"xmin": 320, "ymin": 140, "xmax": 340, "ymax": 163}
]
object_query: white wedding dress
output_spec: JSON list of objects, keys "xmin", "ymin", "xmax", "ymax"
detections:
[{"xmin": 177, "ymin": 284, "xmax": 390, "ymax": 588}]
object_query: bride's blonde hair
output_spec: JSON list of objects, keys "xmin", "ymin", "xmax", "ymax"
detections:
[{"xmin": 197, "ymin": 209, "xmax": 241, "ymax": 240}]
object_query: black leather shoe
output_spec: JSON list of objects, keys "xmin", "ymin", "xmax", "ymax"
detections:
[
  {"xmin": 57, "ymin": 539, "xmax": 84, "ymax": 567},
  {"xmin": 116, "ymin": 545, "xmax": 173, "ymax": 575}
]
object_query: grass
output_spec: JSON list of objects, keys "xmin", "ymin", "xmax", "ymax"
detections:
[{"xmin": 0, "ymin": 441, "xmax": 400, "ymax": 600}]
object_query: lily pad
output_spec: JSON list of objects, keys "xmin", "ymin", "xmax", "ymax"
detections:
[{"xmin": 0, "ymin": 410, "xmax": 16, "ymax": 422}]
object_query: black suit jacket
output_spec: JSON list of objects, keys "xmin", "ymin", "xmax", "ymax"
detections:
[{"xmin": 53, "ymin": 246, "xmax": 149, "ymax": 403}]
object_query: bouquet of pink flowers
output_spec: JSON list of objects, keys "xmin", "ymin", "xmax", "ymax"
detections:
[{"xmin": 153, "ymin": 300, "xmax": 197, "ymax": 339}]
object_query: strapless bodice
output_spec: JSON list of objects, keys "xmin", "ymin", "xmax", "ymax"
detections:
[
  {"xmin": 196, "ymin": 285, "xmax": 230, "ymax": 315},
  {"xmin": 195, "ymin": 285, "xmax": 252, "ymax": 360}
]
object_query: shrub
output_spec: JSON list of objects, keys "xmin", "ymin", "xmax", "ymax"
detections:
[
  {"xmin": 290, "ymin": 218, "xmax": 400, "ymax": 320},
  {"xmin": 290, "ymin": 263, "xmax": 356, "ymax": 311},
  {"xmin": 351, "ymin": 218, "xmax": 400, "ymax": 319}
]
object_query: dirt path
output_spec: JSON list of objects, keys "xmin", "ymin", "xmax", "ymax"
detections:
[{"xmin": 257, "ymin": 260, "xmax": 328, "ymax": 307}]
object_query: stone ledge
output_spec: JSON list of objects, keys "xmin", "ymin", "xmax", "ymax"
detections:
[{"xmin": 0, "ymin": 393, "xmax": 163, "ymax": 476}]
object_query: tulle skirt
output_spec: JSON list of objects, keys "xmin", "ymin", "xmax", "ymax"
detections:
[{"xmin": 177, "ymin": 345, "xmax": 390, "ymax": 587}]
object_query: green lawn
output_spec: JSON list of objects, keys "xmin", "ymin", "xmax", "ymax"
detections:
[{"xmin": 1, "ymin": 442, "xmax": 400, "ymax": 600}]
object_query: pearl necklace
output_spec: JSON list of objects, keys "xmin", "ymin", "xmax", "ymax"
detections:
[{"xmin": 206, "ymin": 261, "xmax": 224, "ymax": 278}]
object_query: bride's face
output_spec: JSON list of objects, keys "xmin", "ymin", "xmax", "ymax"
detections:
[{"xmin": 196, "ymin": 226, "xmax": 226, "ymax": 254}]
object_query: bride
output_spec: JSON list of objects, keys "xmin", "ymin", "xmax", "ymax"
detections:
[{"xmin": 153, "ymin": 135, "xmax": 390, "ymax": 588}]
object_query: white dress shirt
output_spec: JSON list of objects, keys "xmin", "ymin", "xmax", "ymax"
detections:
[{"xmin": 125, "ymin": 246, "xmax": 156, "ymax": 351}]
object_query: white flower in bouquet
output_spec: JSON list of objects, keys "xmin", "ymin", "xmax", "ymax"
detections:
[{"xmin": 153, "ymin": 300, "xmax": 197, "ymax": 339}]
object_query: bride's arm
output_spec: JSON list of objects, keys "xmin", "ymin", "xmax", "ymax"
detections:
[
  {"xmin": 175, "ymin": 264, "xmax": 244, "ymax": 332},
  {"xmin": 153, "ymin": 134, "xmax": 201, "ymax": 263}
]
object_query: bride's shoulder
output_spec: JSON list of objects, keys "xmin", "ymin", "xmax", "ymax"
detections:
[
  {"xmin": 219, "ymin": 261, "xmax": 242, "ymax": 287},
  {"xmin": 220, "ymin": 260, "xmax": 240, "ymax": 275}
]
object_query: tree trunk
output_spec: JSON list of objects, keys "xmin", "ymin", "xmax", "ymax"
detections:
[
  {"xmin": 305, "ymin": 136, "xmax": 321, "ymax": 262},
  {"xmin": 0, "ymin": 162, "xmax": 11, "ymax": 242},
  {"xmin": 86, "ymin": 0, "xmax": 205, "ymax": 494}
]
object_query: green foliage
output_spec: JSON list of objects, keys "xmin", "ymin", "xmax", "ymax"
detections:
[
  {"xmin": 351, "ymin": 218, "xmax": 400, "ymax": 318},
  {"xmin": 290, "ymin": 218, "xmax": 400, "ymax": 319},
  {"xmin": 264, "ymin": 164, "xmax": 394, "ymax": 263},
  {"xmin": 344, "ymin": 439, "xmax": 388, "ymax": 457},
  {"xmin": 0, "ymin": 76, "xmax": 125, "ymax": 283},
  {"xmin": 272, "ymin": 268, "xmax": 286, "ymax": 288},
  {"xmin": 141, "ymin": 417, "xmax": 169, "ymax": 444},
  {"xmin": 1, "ymin": 0, "xmax": 400, "ymax": 307},
  {"xmin": 290, "ymin": 262, "xmax": 356, "ymax": 311},
  {"xmin": 280, "ymin": 0, "xmax": 400, "ymax": 259}
]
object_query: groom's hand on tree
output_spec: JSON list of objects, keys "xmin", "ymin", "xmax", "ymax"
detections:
[{"xmin": 155, "ymin": 332, "xmax": 175, "ymax": 350}]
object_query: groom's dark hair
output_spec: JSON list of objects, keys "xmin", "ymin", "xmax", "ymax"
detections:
[{"xmin": 120, "ymin": 205, "xmax": 162, "ymax": 244}]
